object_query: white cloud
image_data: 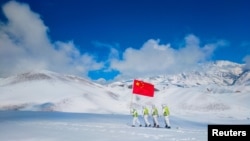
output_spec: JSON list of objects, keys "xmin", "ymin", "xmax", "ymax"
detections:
[
  {"xmin": 0, "ymin": 1, "xmax": 103, "ymax": 77},
  {"xmin": 0, "ymin": 1, "xmax": 231, "ymax": 81},
  {"xmin": 110, "ymin": 34, "xmax": 225, "ymax": 80}
]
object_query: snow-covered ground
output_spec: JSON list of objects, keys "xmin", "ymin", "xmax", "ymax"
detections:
[{"xmin": 1, "ymin": 111, "xmax": 249, "ymax": 141}]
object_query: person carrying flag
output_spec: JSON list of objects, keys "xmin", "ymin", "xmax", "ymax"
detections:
[
  {"xmin": 151, "ymin": 105, "xmax": 160, "ymax": 128},
  {"xmin": 131, "ymin": 108, "xmax": 142, "ymax": 127},
  {"xmin": 142, "ymin": 106, "xmax": 151, "ymax": 127}
]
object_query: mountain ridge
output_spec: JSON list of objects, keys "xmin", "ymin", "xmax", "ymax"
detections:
[
  {"xmin": 0, "ymin": 60, "xmax": 249, "ymax": 119},
  {"xmin": 108, "ymin": 60, "xmax": 247, "ymax": 88}
]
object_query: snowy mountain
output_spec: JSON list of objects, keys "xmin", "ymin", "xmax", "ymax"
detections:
[
  {"xmin": 0, "ymin": 60, "xmax": 250, "ymax": 120},
  {"xmin": 0, "ymin": 70, "xmax": 125, "ymax": 113}
]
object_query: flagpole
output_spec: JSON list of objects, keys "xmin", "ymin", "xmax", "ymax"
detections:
[
  {"xmin": 130, "ymin": 92, "xmax": 133, "ymax": 109},
  {"xmin": 130, "ymin": 79, "xmax": 135, "ymax": 110}
]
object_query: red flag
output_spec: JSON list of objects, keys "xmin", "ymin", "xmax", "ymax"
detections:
[{"xmin": 132, "ymin": 79, "xmax": 154, "ymax": 97}]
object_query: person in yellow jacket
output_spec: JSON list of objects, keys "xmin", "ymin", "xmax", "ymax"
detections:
[
  {"xmin": 162, "ymin": 104, "xmax": 171, "ymax": 128},
  {"xmin": 131, "ymin": 108, "xmax": 142, "ymax": 127},
  {"xmin": 142, "ymin": 106, "xmax": 151, "ymax": 127},
  {"xmin": 151, "ymin": 105, "xmax": 160, "ymax": 128}
]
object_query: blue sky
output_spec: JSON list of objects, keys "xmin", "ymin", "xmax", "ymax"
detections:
[{"xmin": 0, "ymin": 0, "xmax": 250, "ymax": 82}]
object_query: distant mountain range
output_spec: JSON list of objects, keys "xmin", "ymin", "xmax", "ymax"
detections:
[
  {"xmin": 0, "ymin": 60, "xmax": 249, "ymax": 119},
  {"xmin": 108, "ymin": 60, "xmax": 250, "ymax": 90}
]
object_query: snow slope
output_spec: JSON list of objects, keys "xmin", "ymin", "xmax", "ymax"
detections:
[
  {"xmin": 0, "ymin": 61, "xmax": 250, "ymax": 140},
  {"xmin": 1, "ymin": 111, "xmax": 249, "ymax": 141},
  {"xmin": 0, "ymin": 70, "xmax": 126, "ymax": 114},
  {"xmin": 0, "ymin": 111, "xmax": 206, "ymax": 141},
  {"xmin": 0, "ymin": 61, "xmax": 250, "ymax": 118}
]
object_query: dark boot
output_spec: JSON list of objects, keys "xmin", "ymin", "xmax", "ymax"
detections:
[{"xmin": 165, "ymin": 125, "xmax": 171, "ymax": 129}]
